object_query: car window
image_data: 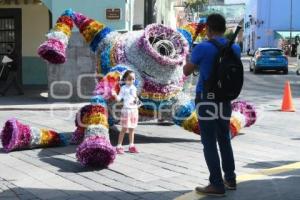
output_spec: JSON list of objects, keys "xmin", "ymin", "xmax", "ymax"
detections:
[{"xmin": 261, "ymin": 50, "xmax": 284, "ymax": 56}]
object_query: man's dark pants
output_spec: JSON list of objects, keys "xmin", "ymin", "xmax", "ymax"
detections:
[
  {"xmin": 196, "ymin": 93, "xmax": 236, "ymax": 189},
  {"xmin": 1, "ymin": 71, "xmax": 23, "ymax": 95}
]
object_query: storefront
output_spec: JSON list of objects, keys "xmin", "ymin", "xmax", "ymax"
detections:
[
  {"xmin": 0, "ymin": 0, "xmax": 131, "ymax": 87},
  {"xmin": 244, "ymin": 0, "xmax": 300, "ymax": 53},
  {"xmin": 0, "ymin": 0, "xmax": 50, "ymax": 86},
  {"xmin": 0, "ymin": 0, "xmax": 184, "ymax": 88}
]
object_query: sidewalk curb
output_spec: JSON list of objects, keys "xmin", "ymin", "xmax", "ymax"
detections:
[
  {"xmin": 0, "ymin": 107, "xmax": 82, "ymax": 111},
  {"xmin": 0, "ymin": 103, "xmax": 87, "ymax": 111}
]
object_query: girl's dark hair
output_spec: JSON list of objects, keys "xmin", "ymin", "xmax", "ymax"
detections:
[
  {"xmin": 121, "ymin": 70, "xmax": 135, "ymax": 82},
  {"xmin": 207, "ymin": 13, "xmax": 226, "ymax": 34}
]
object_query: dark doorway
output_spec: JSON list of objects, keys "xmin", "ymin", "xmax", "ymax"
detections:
[
  {"xmin": 0, "ymin": 8, "xmax": 22, "ymax": 85},
  {"xmin": 144, "ymin": 0, "xmax": 157, "ymax": 26}
]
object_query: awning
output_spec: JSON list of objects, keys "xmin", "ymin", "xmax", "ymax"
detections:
[{"xmin": 275, "ymin": 31, "xmax": 300, "ymax": 39}]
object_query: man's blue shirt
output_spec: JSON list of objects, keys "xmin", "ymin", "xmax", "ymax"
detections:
[{"xmin": 190, "ymin": 37, "xmax": 241, "ymax": 93}]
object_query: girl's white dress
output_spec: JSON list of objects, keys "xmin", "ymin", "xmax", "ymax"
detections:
[{"xmin": 116, "ymin": 85, "xmax": 139, "ymax": 128}]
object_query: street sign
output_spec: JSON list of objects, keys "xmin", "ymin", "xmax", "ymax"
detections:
[{"xmin": 106, "ymin": 9, "xmax": 121, "ymax": 20}]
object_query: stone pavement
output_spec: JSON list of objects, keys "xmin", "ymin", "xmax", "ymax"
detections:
[
  {"xmin": 0, "ymin": 103, "xmax": 299, "ymax": 200},
  {"xmin": 176, "ymin": 162, "xmax": 300, "ymax": 200},
  {"xmin": 0, "ymin": 59, "xmax": 300, "ymax": 200}
]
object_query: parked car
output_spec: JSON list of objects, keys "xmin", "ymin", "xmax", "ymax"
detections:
[{"xmin": 250, "ymin": 48, "xmax": 288, "ymax": 74}]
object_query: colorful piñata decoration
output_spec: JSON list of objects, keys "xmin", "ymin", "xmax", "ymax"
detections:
[
  {"xmin": 72, "ymin": 96, "xmax": 116, "ymax": 168},
  {"xmin": 137, "ymin": 24, "xmax": 189, "ymax": 66},
  {"xmin": 229, "ymin": 101, "xmax": 257, "ymax": 137},
  {"xmin": 232, "ymin": 101, "xmax": 257, "ymax": 127},
  {"xmin": 34, "ymin": 9, "xmax": 259, "ymax": 169},
  {"xmin": 173, "ymin": 98, "xmax": 257, "ymax": 137},
  {"xmin": 38, "ymin": 9, "xmax": 74, "ymax": 64},
  {"xmin": 93, "ymin": 71, "xmax": 121, "ymax": 101},
  {"xmin": 72, "ymin": 11, "xmax": 111, "ymax": 52},
  {"xmin": 179, "ymin": 22, "xmax": 207, "ymax": 43},
  {"xmin": 0, "ymin": 118, "xmax": 66, "ymax": 152}
]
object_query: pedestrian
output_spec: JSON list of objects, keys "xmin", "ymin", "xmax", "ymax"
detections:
[
  {"xmin": 183, "ymin": 14, "xmax": 241, "ymax": 196},
  {"xmin": 247, "ymin": 48, "xmax": 250, "ymax": 56},
  {"xmin": 0, "ymin": 49, "xmax": 24, "ymax": 96},
  {"xmin": 112, "ymin": 70, "xmax": 140, "ymax": 154}
]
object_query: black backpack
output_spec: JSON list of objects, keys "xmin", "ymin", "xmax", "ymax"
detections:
[{"xmin": 204, "ymin": 26, "xmax": 244, "ymax": 101}]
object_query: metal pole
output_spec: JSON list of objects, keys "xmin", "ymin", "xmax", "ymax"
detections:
[
  {"xmin": 290, "ymin": 0, "xmax": 293, "ymax": 56},
  {"xmin": 267, "ymin": 0, "xmax": 271, "ymax": 47}
]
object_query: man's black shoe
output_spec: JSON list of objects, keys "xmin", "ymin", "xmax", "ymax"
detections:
[
  {"xmin": 224, "ymin": 179, "xmax": 237, "ymax": 190},
  {"xmin": 195, "ymin": 184, "xmax": 225, "ymax": 197}
]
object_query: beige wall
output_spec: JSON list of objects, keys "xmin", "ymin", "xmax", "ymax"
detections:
[
  {"xmin": 0, "ymin": 4, "xmax": 49, "ymax": 56},
  {"xmin": 133, "ymin": 0, "xmax": 144, "ymax": 26}
]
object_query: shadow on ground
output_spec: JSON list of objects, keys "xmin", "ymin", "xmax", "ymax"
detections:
[
  {"xmin": 36, "ymin": 130, "xmax": 198, "ymax": 172},
  {"xmin": 108, "ymin": 128, "xmax": 199, "ymax": 146},
  {"xmin": 244, "ymin": 160, "xmax": 299, "ymax": 169},
  {"xmin": 0, "ymin": 87, "xmax": 48, "ymax": 106},
  {"xmin": 1, "ymin": 173, "xmax": 300, "ymax": 200},
  {"xmin": 250, "ymin": 70, "xmax": 287, "ymax": 75},
  {"xmin": 0, "ymin": 187, "xmax": 190, "ymax": 200},
  {"xmin": 178, "ymin": 168, "xmax": 300, "ymax": 200},
  {"xmin": 59, "ymin": 129, "xmax": 199, "ymax": 147},
  {"xmin": 200, "ymin": 171, "xmax": 300, "ymax": 200},
  {"xmin": 138, "ymin": 121, "xmax": 174, "ymax": 126},
  {"xmin": 291, "ymin": 138, "xmax": 300, "ymax": 141}
]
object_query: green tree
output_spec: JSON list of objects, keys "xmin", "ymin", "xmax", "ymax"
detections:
[{"xmin": 185, "ymin": 0, "xmax": 209, "ymax": 13}]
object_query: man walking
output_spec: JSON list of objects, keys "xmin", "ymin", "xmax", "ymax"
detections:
[
  {"xmin": 0, "ymin": 49, "xmax": 24, "ymax": 96},
  {"xmin": 183, "ymin": 14, "xmax": 241, "ymax": 196}
]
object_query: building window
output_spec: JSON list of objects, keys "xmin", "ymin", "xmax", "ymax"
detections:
[{"xmin": 0, "ymin": 17, "xmax": 15, "ymax": 55}]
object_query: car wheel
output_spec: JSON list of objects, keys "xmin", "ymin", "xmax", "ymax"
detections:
[
  {"xmin": 296, "ymin": 69, "xmax": 300, "ymax": 75},
  {"xmin": 283, "ymin": 68, "xmax": 288, "ymax": 74}
]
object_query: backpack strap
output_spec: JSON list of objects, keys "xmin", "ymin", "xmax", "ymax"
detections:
[
  {"xmin": 204, "ymin": 39, "xmax": 226, "ymax": 91},
  {"xmin": 208, "ymin": 39, "xmax": 226, "ymax": 52}
]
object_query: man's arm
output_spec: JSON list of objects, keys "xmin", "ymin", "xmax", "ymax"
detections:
[
  {"xmin": 183, "ymin": 43, "xmax": 203, "ymax": 76},
  {"xmin": 183, "ymin": 62, "xmax": 197, "ymax": 76}
]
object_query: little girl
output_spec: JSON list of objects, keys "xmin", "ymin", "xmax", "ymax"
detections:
[{"xmin": 112, "ymin": 70, "xmax": 139, "ymax": 154}]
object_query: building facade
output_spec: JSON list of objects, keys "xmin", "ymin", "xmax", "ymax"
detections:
[
  {"xmin": 0, "ymin": 0, "xmax": 50, "ymax": 86},
  {"xmin": 204, "ymin": 3, "xmax": 245, "ymax": 44},
  {"xmin": 0, "ymin": 0, "xmax": 142, "ymax": 87},
  {"xmin": 244, "ymin": 0, "xmax": 300, "ymax": 53},
  {"xmin": 0, "ymin": 0, "xmax": 182, "ymax": 90}
]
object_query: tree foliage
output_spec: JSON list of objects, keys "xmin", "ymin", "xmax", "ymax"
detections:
[
  {"xmin": 185, "ymin": 0, "xmax": 209, "ymax": 12},
  {"xmin": 224, "ymin": 30, "xmax": 235, "ymax": 40}
]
